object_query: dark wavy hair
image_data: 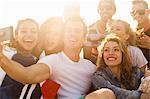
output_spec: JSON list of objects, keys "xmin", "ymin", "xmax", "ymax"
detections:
[{"xmin": 97, "ymin": 34, "xmax": 134, "ymax": 87}]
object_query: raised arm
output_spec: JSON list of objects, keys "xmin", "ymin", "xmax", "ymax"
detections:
[{"xmin": 0, "ymin": 53, "xmax": 50, "ymax": 84}]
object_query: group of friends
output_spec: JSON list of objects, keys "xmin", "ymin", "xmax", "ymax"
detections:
[{"xmin": 0, "ymin": 0, "xmax": 150, "ymax": 99}]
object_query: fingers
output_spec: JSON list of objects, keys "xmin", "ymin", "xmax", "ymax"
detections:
[{"xmin": 140, "ymin": 76, "xmax": 150, "ymax": 93}]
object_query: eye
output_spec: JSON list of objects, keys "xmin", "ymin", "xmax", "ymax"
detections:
[
  {"xmin": 104, "ymin": 48, "xmax": 109, "ymax": 52},
  {"xmin": 114, "ymin": 48, "xmax": 120, "ymax": 52}
]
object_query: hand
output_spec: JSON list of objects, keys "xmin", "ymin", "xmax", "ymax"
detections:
[
  {"xmin": 140, "ymin": 93, "xmax": 150, "ymax": 99},
  {"xmin": 136, "ymin": 34, "xmax": 150, "ymax": 49},
  {"xmin": 139, "ymin": 76, "xmax": 150, "ymax": 93}
]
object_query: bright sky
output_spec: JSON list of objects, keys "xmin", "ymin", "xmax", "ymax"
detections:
[{"xmin": 0, "ymin": 0, "xmax": 150, "ymax": 28}]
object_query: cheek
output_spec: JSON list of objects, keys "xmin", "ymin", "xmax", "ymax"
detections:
[
  {"xmin": 118, "ymin": 53, "xmax": 122, "ymax": 63},
  {"xmin": 103, "ymin": 53, "xmax": 107, "ymax": 62}
]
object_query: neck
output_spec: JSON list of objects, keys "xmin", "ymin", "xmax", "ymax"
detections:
[
  {"xmin": 109, "ymin": 65, "xmax": 120, "ymax": 79},
  {"xmin": 17, "ymin": 47, "xmax": 31, "ymax": 56},
  {"xmin": 63, "ymin": 48, "xmax": 80, "ymax": 62},
  {"xmin": 137, "ymin": 18, "xmax": 150, "ymax": 32}
]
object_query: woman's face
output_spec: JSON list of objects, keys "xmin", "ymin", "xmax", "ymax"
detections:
[
  {"xmin": 16, "ymin": 21, "xmax": 38, "ymax": 52},
  {"xmin": 103, "ymin": 41, "xmax": 122, "ymax": 67},
  {"xmin": 107, "ymin": 21, "xmax": 129, "ymax": 42}
]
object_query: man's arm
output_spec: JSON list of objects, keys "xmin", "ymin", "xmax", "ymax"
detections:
[{"xmin": 0, "ymin": 53, "xmax": 50, "ymax": 84}]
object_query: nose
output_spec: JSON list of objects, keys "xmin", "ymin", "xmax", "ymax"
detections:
[{"xmin": 108, "ymin": 49, "xmax": 114, "ymax": 55}]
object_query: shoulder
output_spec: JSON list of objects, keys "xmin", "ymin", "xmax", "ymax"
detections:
[
  {"xmin": 3, "ymin": 46, "xmax": 17, "ymax": 59},
  {"xmin": 128, "ymin": 45, "xmax": 143, "ymax": 53},
  {"xmin": 82, "ymin": 58, "xmax": 96, "ymax": 66},
  {"xmin": 128, "ymin": 45, "xmax": 140, "ymax": 50},
  {"xmin": 81, "ymin": 58, "xmax": 96, "ymax": 71},
  {"xmin": 38, "ymin": 52, "xmax": 60, "ymax": 65}
]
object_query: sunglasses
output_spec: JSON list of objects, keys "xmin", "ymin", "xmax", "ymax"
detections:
[{"xmin": 130, "ymin": 9, "xmax": 145, "ymax": 16}]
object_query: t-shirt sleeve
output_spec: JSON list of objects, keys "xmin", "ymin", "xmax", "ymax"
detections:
[
  {"xmin": 38, "ymin": 56, "xmax": 54, "ymax": 76},
  {"xmin": 134, "ymin": 47, "xmax": 148, "ymax": 68}
]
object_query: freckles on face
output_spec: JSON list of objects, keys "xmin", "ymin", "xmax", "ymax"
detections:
[{"xmin": 103, "ymin": 41, "xmax": 122, "ymax": 67}]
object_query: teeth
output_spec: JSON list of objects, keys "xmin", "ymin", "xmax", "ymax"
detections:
[
  {"xmin": 24, "ymin": 40, "xmax": 33, "ymax": 42},
  {"xmin": 107, "ymin": 57, "xmax": 116, "ymax": 61}
]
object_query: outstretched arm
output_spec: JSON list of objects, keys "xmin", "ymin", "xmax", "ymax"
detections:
[{"xmin": 0, "ymin": 50, "xmax": 50, "ymax": 84}]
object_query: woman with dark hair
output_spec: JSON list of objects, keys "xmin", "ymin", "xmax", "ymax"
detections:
[
  {"xmin": 92, "ymin": 34, "xmax": 150, "ymax": 99},
  {"xmin": 0, "ymin": 18, "xmax": 41, "ymax": 99}
]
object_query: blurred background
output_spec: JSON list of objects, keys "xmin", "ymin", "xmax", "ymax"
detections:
[{"xmin": 0, "ymin": 0, "xmax": 149, "ymax": 28}]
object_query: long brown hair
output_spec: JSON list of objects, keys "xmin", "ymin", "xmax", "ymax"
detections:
[{"xmin": 97, "ymin": 34, "xmax": 134, "ymax": 87}]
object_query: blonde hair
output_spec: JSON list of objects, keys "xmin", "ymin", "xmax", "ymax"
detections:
[{"xmin": 107, "ymin": 19, "xmax": 137, "ymax": 46}]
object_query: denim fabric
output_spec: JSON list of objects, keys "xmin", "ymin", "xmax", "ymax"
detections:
[{"xmin": 92, "ymin": 67, "xmax": 143, "ymax": 99}]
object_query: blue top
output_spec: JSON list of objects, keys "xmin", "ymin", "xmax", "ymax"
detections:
[{"xmin": 92, "ymin": 67, "xmax": 144, "ymax": 99}]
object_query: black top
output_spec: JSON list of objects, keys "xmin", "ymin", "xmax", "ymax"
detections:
[
  {"xmin": 0, "ymin": 53, "xmax": 41, "ymax": 99},
  {"xmin": 140, "ymin": 28, "xmax": 150, "ymax": 68}
]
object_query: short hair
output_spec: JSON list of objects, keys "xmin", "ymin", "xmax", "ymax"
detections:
[
  {"xmin": 132, "ymin": 0, "xmax": 148, "ymax": 9},
  {"xmin": 40, "ymin": 16, "xmax": 64, "ymax": 35},
  {"xmin": 97, "ymin": 0, "xmax": 116, "ymax": 13},
  {"xmin": 64, "ymin": 17, "xmax": 88, "ymax": 36}
]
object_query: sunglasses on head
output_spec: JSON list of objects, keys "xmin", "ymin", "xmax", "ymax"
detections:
[{"xmin": 130, "ymin": 9, "xmax": 145, "ymax": 16}]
